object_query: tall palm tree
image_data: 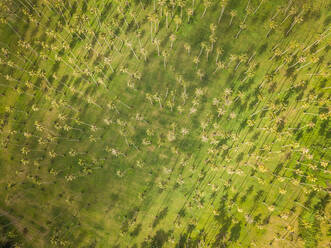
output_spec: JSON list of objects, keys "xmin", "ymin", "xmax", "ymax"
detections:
[
  {"xmin": 289, "ymin": 56, "xmax": 306, "ymax": 69},
  {"xmin": 198, "ymin": 42, "xmax": 207, "ymax": 57},
  {"xmin": 170, "ymin": 34, "xmax": 176, "ymax": 49},
  {"xmin": 162, "ymin": 50, "xmax": 169, "ymax": 68},
  {"xmin": 187, "ymin": 8, "xmax": 193, "ymax": 22},
  {"xmin": 164, "ymin": 7, "xmax": 170, "ymax": 29},
  {"xmin": 201, "ymin": 0, "xmax": 212, "ymax": 18},
  {"xmin": 153, "ymin": 38, "xmax": 161, "ymax": 56},
  {"xmin": 286, "ymin": 15, "xmax": 303, "ymax": 35},
  {"xmin": 218, "ymin": 0, "xmax": 228, "ymax": 24},
  {"xmin": 184, "ymin": 43, "xmax": 191, "ymax": 55},
  {"xmin": 214, "ymin": 61, "xmax": 225, "ymax": 74},
  {"xmin": 216, "ymin": 47, "xmax": 224, "ymax": 63},
  {"xmin": 296, "ymin": 56, "xmax": 319, "ymax": 71},
  {"xmin": 178, "ymin": 0, "xmax": 185, "ymax": 18},
  {"xmin": 104, "ymin": 57, "xmax": 114, "ymax": 72},
  {"xmin": 209, "ymin": 34, "xmax": 216, "ymax": 51},
  {"xmin": 281, "ymin": 6, "xmax": 297, "ymax": 25},
  {"xmin": 229, "ymin": 10, "xmax": 237, "ymax": 26},
  {"xmin": 158, "ymin": 0, "xmax": 166, "ymax": 15},
  {"xmin": 174, "ymin": 15, "xmax": 182, "ymax": 32},
  {"xmin": 196, "ymin": 69, "xmax": 204, "ymax": 80},
  {"xmin": 193, "ymin": 56, "xmax": 200, "ymax": 68},
  {"xmin": 125, "ymin": 40, "xmax": 139, "ymax": 60},
  {"xmin": 235, "ymin": 54, "xmax": 248, "ymax": 71},
  {"xmin": 242, "ymin": 5, "xmax": 253, "ymax": 23},
  {"xmin": 235, "ymin": 22, "xmax": 247, "ymax": 39},
  {"xmin": 205, "ymin": 45, "xmax": 212, "ymax": 60},
  {"xmin": 140, "ymin": 48, "xmax": 147, "ymax": 62},
  {"xmin": 266, "ymin": 20, "xmax": 277, "ymax": 37},
  {"xmin": 147, "ymin": 13, "xmax": 157, "ymax": 41},
  {"xmin": 253, "ymin": 0, "xmax": 265, "ymax": 14}
]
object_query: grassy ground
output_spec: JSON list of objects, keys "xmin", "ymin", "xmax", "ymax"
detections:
[{"xmin": 0, "ymin": 0, "xmax": 330, "ymax": 247}]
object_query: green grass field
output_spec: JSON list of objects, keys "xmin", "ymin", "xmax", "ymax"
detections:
[{"xmin": 0, "ymin": 0, "xmax": 330, "ymax": 247}]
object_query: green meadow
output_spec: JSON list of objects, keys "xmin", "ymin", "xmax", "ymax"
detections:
[{"xmin": 0, "ymin": 0, "xmax": 330, "ymax": 247}]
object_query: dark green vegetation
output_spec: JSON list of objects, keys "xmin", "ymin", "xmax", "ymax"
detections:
[{"xmin": 0, "ymin": 0, "xmax": 330, "ymax": 247}]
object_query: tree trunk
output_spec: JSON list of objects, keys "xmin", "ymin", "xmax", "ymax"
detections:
[
  {"xmin": 286, "ymin": 22, "xmax": 296, "ymax": 35},
  {"xmin": 235, "ymin": 61, "xmax": 241, "ymax": 71},
  {"xmin": 130, "ymin": 47, "xmax": 139, "ymax": 60},
  {"xmin": 235, "ymin": 29, "xmax": 242, "ymax": 39},
  {"xmin": 218, "ymin": 7, "xmax": 225, "ymax": 24},
  {"xmin": 253, "ymin": 0, "xmax": 264, "ymax": 15},
  {"xmin": 280, "ymin": 14, "xmax": 291, "ymax": 25},
  {"xmin": 202, "ymin": 7, "xmax": 207, "ymax": 17},
  {"xmin": 229, "ymin": 16, "xmax": 234, "ymax": 26},
  {"xmin": 266, "ymin": 28, "xmax": 272, "ymax": 38}
]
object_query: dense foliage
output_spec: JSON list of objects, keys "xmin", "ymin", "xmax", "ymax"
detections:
[{"xmin": 0, "ymin": 0, "xmax": 330, "ymax": 247}]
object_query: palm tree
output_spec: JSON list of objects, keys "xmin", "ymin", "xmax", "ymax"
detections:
[
  {"xmin": 162, "ymin": 50, "xmax": 169, "ymax": 68},
  {"xmin": 269, "ymin": 47, "xmax": 282, "ymax": 60},
  {"xmin": 158, "ymin": 0, "xmax": 166, "ymax": 15},
  {"xmin": 140, "ymin": 48, "xmax": 147, "ymax": 61},
  {"xmin": 243, "ymin": 5, "xmax": 253, "ymax": 23},
  {"xmin": 174, "ymin": 15, "xmax": 182, "ymax": 32},
  {"xmin": 125, "ymin": 40, "xmax": 139, "ymax": 60},
  {"xmin": 153, "ymin": 93, "xmax": 162, "ymax": 108},
  {"xmin": 269, "ymin": 5, "xmax": 283, "ymax": 20},
  {"xmin": 235, "ymin": 22, "xmax": 247, "ymax": 39},
  {"xmin": 170, "ymin": 34, "xmax": 176, "ymax": 49},
  {"xmin": 253, "ymin": 0, "xmax": 265, "ymax": 14},
  {"xmin": 296, "ymin": 56, "xmax": 319, "ymax": 71},
  {"xmin": 169, "ymin": 0, "xmax": 176, "ymax": 16},
  {"xmin": 286, "ymin": 15, "xmax": 303, "ymax": 35},
  {"xmin": 49, "ymin": 150, "xmax": 57, "ymax": 159},
  {"xmin": 153, "ymin": 38, "xmax": 161, "ymax": 56},
  {"xmin": 217, "ymin": 107, "xmax": 226, "ymax": 117},
  {"xmin": 289, "ymin": 56, "xmax": 306, "ymax": 68},
  {"xmin": 147, "ymin": 13, "xmax": 157, "ymax": 41},
  {"xmin": 129, "ymin": 9, "xmax": 138, "ymax": 27},
  {"xmin": 214, "ymin": 61, "xmax": 225, "ymax": 74},
  {"xmin": 281, "ymin": 6, "xmax": 297, "ymax": 25},
  {"xmin": 178, "ymin": 0, "xmax": 185, "ymax": 18},
  {"xmin": 193, "ymin": 56, "xmax": 200, "ymax": 68},
  {"xmin": 104, "ymin": 57, "xmax": 114, "ymax": 72},
  {"xmin": 235, "ymin": 54, "xmax": 248, "ymax": 71},
  {"xmin": 210, "ymin": 23, "xmax": 216, "ymax": 33},
  {"xmin": 198, "ymin": 42, "xmax": 207, "ymax": 57},
  {"xmin": 215, "ymin": 47, "xmax": 223, "ymax": 63},
  {"xmin": 135, "ymin": 30, "xmax": 143, "ymax": 48},
  {"xmin": 229, "ymin": 10, "xmax": 237, "ymax": 26},
  {"xmin": 146, "ymin": 93, "xmax": 154, "ymax": 105},
  {"xmin": 303, "ymin": 30, "xmax": 330, "ymax": 52},
  {"xmin": 218, "ymin": 0, "xmax": 228, "ymax": 24},
  {"xmin": 187, "ymin": 8, "xmax": 193, "ymax": 22},
  {"xmin": 164, "ymin": 7, "xmax": 170, "ymax": 29},
  {"xmin": 209, "ymin": 34, "xmax": 216, "ymax": 51},
  {"xmin": 196, "ymin": 69, "xmax": 204, "ymax": 80},
  {"xmin": 247, "ymin": 51, "xmax": 256, "ymax": 64},
  {"xmin": 21, "ymin": 147, "xmax": 30, "ymax": 155},
  {"xmin": 228, "ymin": 54, "xmax": 237, "ymax": 67},
  {"xmin": 266, "ymin": 20, "xmax": 277, "ymax": 37},
  {"xmin": 184, "ymin": 43, "xmax": 191, "ymax": 55},
  {"xmin": 201, "ymin": 0, "xmax": 212, "ymax": 18},
  {"xmin": 205, "ymin": 45, "xmax": 212, "ymax": 60}
]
